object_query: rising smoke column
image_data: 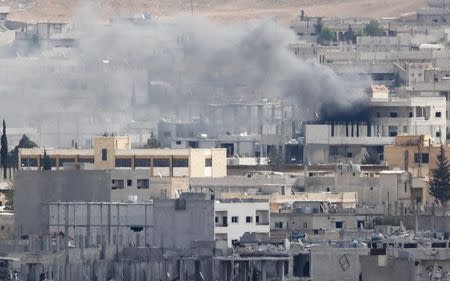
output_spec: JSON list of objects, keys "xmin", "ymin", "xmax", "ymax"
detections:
[{"xmin": 1, "ymin": 11, "xmax": 368, "ymax": 146}]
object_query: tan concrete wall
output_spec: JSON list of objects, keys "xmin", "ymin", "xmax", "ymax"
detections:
[
  {"xmin": 384, "ymin": 144, "xmax": 448, "ymax": 177},
  {"xmin": 211, "ymin": 149, "xmax": 227, "ymax": 177},
  {"xmin": 94, "ymin": 137, "xmax": 117, "ymax": 169}
]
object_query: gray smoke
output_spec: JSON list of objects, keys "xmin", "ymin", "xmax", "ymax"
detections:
[{"xmin": 0, "ymin": 8, "xmax": 367, "ymax": 146}]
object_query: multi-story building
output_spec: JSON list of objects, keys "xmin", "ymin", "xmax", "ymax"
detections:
[
  {"xmin": 214, "ymin": 199, "xmax": 270, "ymax": 247},
  {"xmin": 303, "ymin": 87, "xmax": 446, "ymax": 164},
  {"xmin": 18, "ymin": 135, "xmax": 227, "ymax": 178}
]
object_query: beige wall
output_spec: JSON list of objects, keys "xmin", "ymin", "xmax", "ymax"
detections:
[{"xmin": 20, "ymin": 136, "xmax": 227, "ymax": 178}]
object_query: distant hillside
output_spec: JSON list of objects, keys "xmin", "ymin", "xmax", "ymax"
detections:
[{"xmin": 3, "ymin": 0, "xmax": 429, "ymax": 23}]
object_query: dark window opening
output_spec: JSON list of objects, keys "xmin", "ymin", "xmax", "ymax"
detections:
[
  {"xmin": 135, "ymin": 159, "xmax": 150, "ymax": 167},
  {"xmin": 59, "ymin": 158, "xmax": 75, "ymax": 166},
  {"xmin": 173, "ymin": 158, "xmax": 188, "ymax": 167},
  {"xmin": 231, "ymin": 216, "xmax": 239, "ymax": 223},
  {"xmin": 176, "ymin": 140, "xmax": 182, "ymax": 145},
  {"xmin": 205, "ymin": 158, "xmax": 212, "ymax": 167},
  {"xmin": 101, "ymin": 149, "xmax": 107, "ymax": 161},
  {"xmin": 275, "ymin": 222, "xmax": 283, "ymax": 229},
  {"xmin": 246, "ymin": 216, "xmax": 252, "ymax": 223},
  {"xmin": 137, "ymin": 179, "xmax": 149, "ymax": 189},
  {"xmin": 111, "ymin": 179, "xmax": 124, "ymax": 189},
  {"xmin": 127, "ymin": 179, "xmax": 132, "ymax": 187},
  {"xmin": 130, "ymin": 226, "xmax": 143, "ymax": 232},
  {"xmin": 335, "ymin": 221, "xmax": 343, "ymax": 229},
  {"xmin": 436, "ymin": 112, "xmax": 442, "ymax": 117},
  {"xmin": 154, "ymin": 159, "xmax": 170, "ymax": 167},
  {"xmin": 390, "ymin": 112, "xmax": 398, "ymax": 118},
  {"xmin": 414, "ymin": 153, "xmax": 429, "ymax": 163},
  {"xmin": 115, "ymin": 158, "xmax": 132, "ymax": 168},
  {"xmin": 79, "ymin": 158, "xmax": 94, "ymax": 163}
]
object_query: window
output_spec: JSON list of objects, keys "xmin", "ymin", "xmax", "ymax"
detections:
[
  {"xmin": 205, "ymin": 158, "xmax": 212, "ymax": 167},
  {"xmin": 390, "ymin": 112, "xmax": 398, "ymax": 118},
  {"xmin": 402, "ymin": 126, "xmax": 408, "ymax": 133},
  {"xmin": 173, "ymin": 158, "xmax": 188, "ymax": 167},
  {"xmin": 215, "ymin": 216, "xmax": 219, "ymax": 223},
  {"xmin": 127, "ymin": 179, "xmax": 132, "ymax": 187},
  {"xmin": 154, "ymin": 159, "xmax": 170, "ymax": 167},
  {"xmin": 137, "ymin": 179, "xmax": 149, "ymax": 189},
  {"xmin": 414, "ymin": 153, "xmax": 429, "ymax": 163},
  {"xmin": 231, "ymin": 216, "xmax": 239, "ymax": 223},
  {"xmin": 135, "ymin": 159, "xmax": 150, "ymax": 168},
  {"xmin": 436, "ymin": 112, "xmax": 442, "ymax": 118},
  {"xmin": 275, "ymin": 222, "xmax": 283, "ymax": 229},
  {"xmin": 101, "ymin": 149, "xmax": 107, "ymax": 161},
  {"xmin": 176, "ymin": 140, "xmax": 182, "ymax": 145},
  {"xmin": 313, "ymin": 229, "xmax": 319, "ymax": 235},
  {"xmin": 436, "ymin": 131, "xmax": 442, "ymax": 138},
  {"xmin": 335, "ymin": 221, "xmax": 343, "ymax": 229},
  {"xmin": 409, "ymin": 112, "xmax": 413, "ymax": 117},
  {"xmin": 28, "ymin": 158, "xmax": 38, "ymax": 167},
  {"xmin": 388, "ymin": 126, "xmax": 398, "ymax": 137},
  {"xmin": 304, "ymin": 223, "xmax": 308, "ymax": 229},
  {"xmin": 111, "ymin": 179, "xmax": 124, "ymax": 189},
  {"xmin": 223, "ymin": 216, "xmax": 228, "ymax": 226},
  {"xmin": 346, "ymin": 152, "xmax": 352, "ymax": 158},
  {"xmin": 246, "ymin": 216, "xmax": 253, "ymax": 223},
  {"xmin": 115, "ymin": 158, "xmax": 132, "ymax": 168},
  {"xmin": 404, "ymin": 182, "xmax": 407, "ymax": 193},
  {"xmin": 59, "ymin": 158, "xmax": 75, "ymax": 166},
  {"xmin": 255, "ymin": 216, "xmax": 260, "ymax": 224},
  {"xmin": 79, "ymin": 157, "xmax": 94, "ymax": 163},
  {"xmin": 376, "ymin": 112, "xmax": 381, "ymax": 118}
]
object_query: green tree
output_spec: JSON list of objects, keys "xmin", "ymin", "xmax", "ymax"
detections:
[
  {"xmin": 9, "ymin": 134, "xmax": 38, "ymax": 169},
  {"xmin": 429, "ymin": 145, "xmax": 450, "ymax": 205},
  {"xmin": 42, "ymin": 148, "xmax": 52, "ymax": 171},
  {"xmin": 318, "ymin": 27, "xmax": 336, "ymax": 45},
  {"xmin": 0, "ymin": 120, "xmax": 7, "ymax": 179},
  {"xmin": 361, "ymin": 151, "xmax": 380, "ymax": 165},
  {"xmin": 363, "ymin": 20, "xmax": 385, "ymax": 36}
]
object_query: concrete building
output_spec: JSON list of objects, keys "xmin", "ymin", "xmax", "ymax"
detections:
[
  {"xmin": 46, "ymin": 193, "xmax": 214, "ymax": 250},
  {"xmin": 19, "ymin": 135, "xmax": 227, "ymax": 178},
  {"xmin": 303, "ymin": 89, "xmax": 446, "ymax": 164},
  {"xmin": 361, "ymin": 238, "xmax": 450, "ymax": 281},
  {"xmin": 271, "ymin": 207, "xmax": 382, "ymax": 241},
  {"xmin": 190, "ymin": 173, "xmax": 299, "ymax": 199},
  {"xmin": 214, "ymin": 199, "xmax": 270, "ymax": 247},
  {"xmin": 220, "ymin": 192, "xmax": 358, "ymax": 213},
  {"xmin": 14, "ymin": 169, "xmax": 191, "ymax": 236}
]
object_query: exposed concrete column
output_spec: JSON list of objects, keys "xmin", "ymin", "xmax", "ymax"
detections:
[
  {"xmin": 86, "ymin": 202, "xmax": 91, "ymax": 247},
  {"xmin": 280, "ymin": 261, "xmax": 285, "ymax": 281},
  {"xmin": 262, "ymin": 260, "xmax": 267, "ymax": 281},
  {"xmin": 287, "ymin": 255, "xmax": 294, "ymax": 278}
]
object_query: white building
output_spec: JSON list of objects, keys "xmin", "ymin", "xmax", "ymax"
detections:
[
  {"xmin": 303, "ymin": 88, "xmax": 446, "ymax": 164},
  {"xmin": 214, "ymin": 199, "xmax": 270, "ymax": 247}
]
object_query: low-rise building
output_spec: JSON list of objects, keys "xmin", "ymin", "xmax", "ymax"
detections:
[{"xmin": 19, "ymin": 135, "xmax": 227, "ymax": 178}]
